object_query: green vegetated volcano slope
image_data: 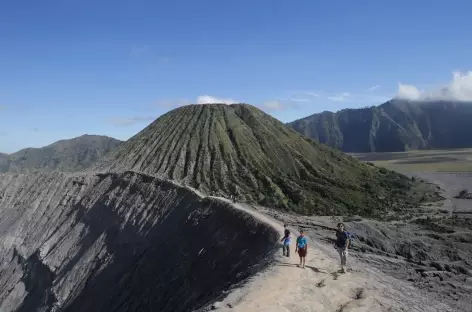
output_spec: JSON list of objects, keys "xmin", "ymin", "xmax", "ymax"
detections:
[
  {"xmin": 0, "ymin": 134, "xmax": 122, "ymax": 173},
  {"xmin": 94, "ymin": 103, "xmax": 437, "ymax": 216}
]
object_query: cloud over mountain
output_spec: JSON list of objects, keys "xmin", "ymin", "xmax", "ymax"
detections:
[
  {"xmin": 196, "ymin": 95, "xmax": 237, "ymax": 104},
  {"xmin": 397, "ymin": 71, "xmax": 472, "ymax": 101}
]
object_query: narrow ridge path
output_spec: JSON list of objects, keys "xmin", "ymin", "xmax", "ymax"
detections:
[{"xmin": 208, "ymin": 197, "xmax": 454, "ymax": 312}]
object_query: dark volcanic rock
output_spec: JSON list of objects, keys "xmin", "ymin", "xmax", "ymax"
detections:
[{"xmin": 0, "ymin": 171, "xmax": 278, "ymax": 312}]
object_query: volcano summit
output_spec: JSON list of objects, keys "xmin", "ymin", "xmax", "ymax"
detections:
[{"xmin": 94, "ymin": 103, "xmax": 436, "ymax": 216}]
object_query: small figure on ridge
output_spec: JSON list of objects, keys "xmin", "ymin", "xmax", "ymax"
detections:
[
  {"xmin": 295, "ymin": 229, "xmax": 308, "ymax": 268},
  {"xmin": 335, "ymin": 222, "xmax": 350, "ymax": 273},
  {"xmin": 280, "ymin": 224, "xmax": 291, "ymax": 257}
]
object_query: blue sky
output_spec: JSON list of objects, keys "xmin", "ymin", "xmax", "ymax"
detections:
[{"xmin": 1, "ymin": 0, "xmax": 471, "ymax": 153}]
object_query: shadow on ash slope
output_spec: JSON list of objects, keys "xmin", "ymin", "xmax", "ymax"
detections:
[
  {"xmin": 263, "ymin": 172, "xmax": 472, "ymax": 312},
  {"xmin": 0, "ymin": 171, "xmax": 278, "ymax": 312}
]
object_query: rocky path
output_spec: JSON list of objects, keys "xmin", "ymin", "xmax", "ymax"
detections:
[{"xmin": 208, "ymin": 199, "xmax": 455, "ymax": 312}]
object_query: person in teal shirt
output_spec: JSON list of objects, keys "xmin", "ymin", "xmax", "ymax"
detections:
[{"xmin": 295, "ymin": 229, "xmax": 308, "ymax": 268}]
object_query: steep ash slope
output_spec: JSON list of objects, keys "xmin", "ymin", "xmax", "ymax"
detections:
[
  {"xmin": 0, "ymin": 171, "xmax": 278, "ymax": 312},
  {"xmin": 93, "ymin": 103, "xmax": 438, "ymax": 216},
  {"xmin": 0, "ymin": 134, "xmax": 122, "ymax": 173}
]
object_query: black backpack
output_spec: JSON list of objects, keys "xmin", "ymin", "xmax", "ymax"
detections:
[{"xmin": 345, "ymin": 231, "xmax": 353, "ymax": 249}]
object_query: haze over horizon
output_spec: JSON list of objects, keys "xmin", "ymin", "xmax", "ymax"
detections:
[{"xmin": 1, "ymin": 0, "xmax": 471, "ymax": 153}]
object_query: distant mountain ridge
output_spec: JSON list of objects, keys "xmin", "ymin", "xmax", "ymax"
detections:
[
  {"xmin": 288, "ymin": 99, "xmax": 472, "ymax": 153},
  {"xmin": 0, "ymin": 134, "xmax": 122, "ymax": 173}
]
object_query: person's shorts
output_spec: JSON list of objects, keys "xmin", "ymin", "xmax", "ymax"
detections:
[{"xmin": 298, "ymin": 247, "xmax": 307, "ymax": 257}]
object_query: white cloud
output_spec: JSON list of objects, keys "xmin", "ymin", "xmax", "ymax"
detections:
[
  {"xmin": 154, "ymin": 96, "xmax": 237, "ymax": 108},
  {"xmin": 397, "ymin": 83, "xmax": 423, "ymax": 100},
  {"xmin": 275, "ymin": 91, "xmax": 320, "ymax": 104},
  {"xmin": 300, "ymin": 91, "xmax": 320, "ymax": 97},
  {"xmin": 328, "ymin": 92, "xmax": 350, "ymax": 102},
  {"xmin": 110, "ymin": 116, "xmax": 155, "ymax": 126},
  {"xmin": 262, "ymin": 100, "xmax": 283, "ymax": 111},
  {"xmin": 368, "ymin": 85, "xmax": 380, "ymax": 91},
  {"xmin": 260, "ymin": 99, "xmax": 301, "ymax": 112},
  {"xmin": 396, "ymin": 71, "xmax": 472, "ymax": 101},
  {"xmin": 288, "ymin": 98, "xmax": 310, "ymax": 102},
  {"xmin": 196, "ymin": 95, "xmax": 238, "ymax": 104},
  {"xmin": 278, "ymin": 89, "xmax": 389, "ymax": 106},
  {"xmin": 276, "ymin": 96, "xmax": 310, "ymax": 103},
  {"xmin": 327, "ymin": 96, "xmax": 345, "ymax": 102}
]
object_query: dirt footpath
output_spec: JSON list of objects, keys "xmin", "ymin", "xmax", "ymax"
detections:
[
  {"xmin": 251, "ymin": 171, "xmax": 472, "ymax": 312},
  {"xmin": 208, "ymin": 199, "xmax": 455, "ymax": 312}
]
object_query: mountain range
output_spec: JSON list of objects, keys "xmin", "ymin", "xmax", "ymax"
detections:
[
  {"xmin": 0, "ymin": 103, "xmax": 441, "ymax": 311},
  {"xmin": 0, "ymin": 134, "xmax": 122, "ymax": 173},
  {"xmin": 288, "ymin": 99, "xmax": 472, "ymax": 153},
  {"xmin": 0, "ymin": 104, "xmax": 438, "ymax": 216}
]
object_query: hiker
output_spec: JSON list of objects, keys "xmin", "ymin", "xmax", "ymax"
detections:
[
  {"xmin": 280, "ymin": 224, "xmax": 291, "ymax": 257},
  {"xmin": 295, "ymin": 229, "xmax": 308, "ymax": 268},
  {"xmin": 335, "ymin": 222, "xmax": 350, "ymax": 273}
]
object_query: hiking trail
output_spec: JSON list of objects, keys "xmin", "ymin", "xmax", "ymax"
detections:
[{"xmin": 208, "ymin": 197, "xmax": 454, "ymax": 312}]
